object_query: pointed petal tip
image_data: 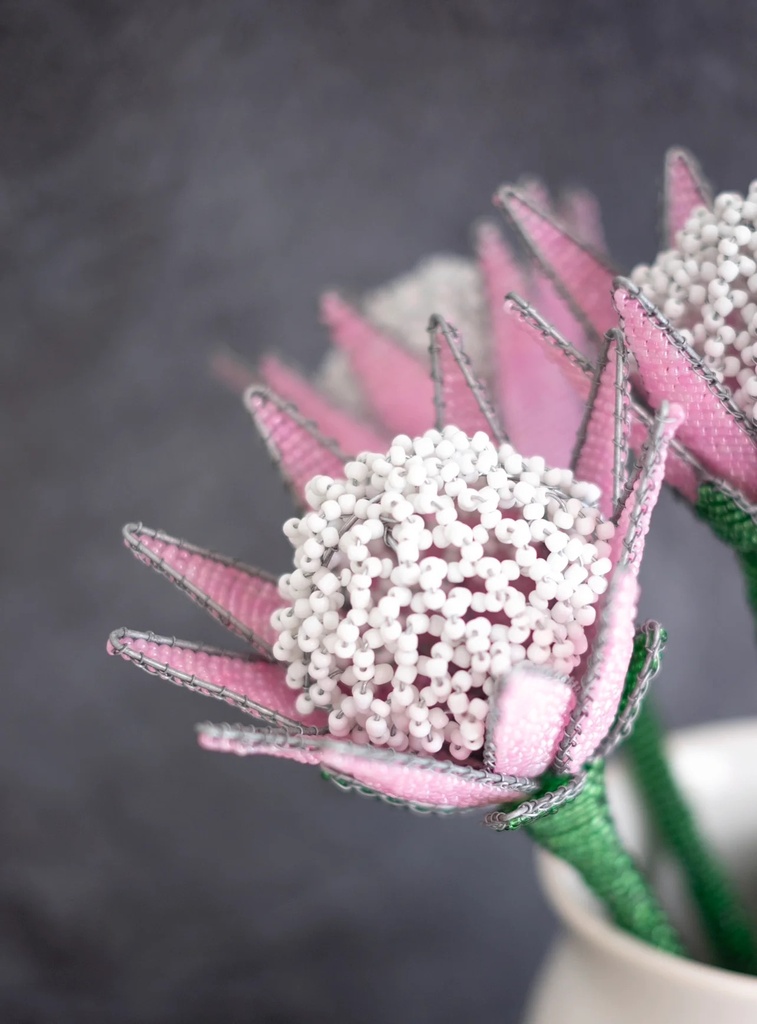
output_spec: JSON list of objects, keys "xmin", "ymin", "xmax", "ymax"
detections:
[
  {"xmin": 664, "ymin": 145, "xmax": 705, "ymax": 175},
  {"xmin": 319, "ymin": 289, "xmax": 351, "ymax": 325},
  {"xmin": 107, "ymin": 626, "xmax": 128, "ymax": 656},
  {"xmin": 426, "ymin": 311, "xmax": 450, "ymax": 334}
]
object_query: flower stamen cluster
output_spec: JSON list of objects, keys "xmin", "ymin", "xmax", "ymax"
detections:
[
  {"xmin": 272, "ymin": 428, "xmax": 615, "ymax": 760},
  {"xmin": 631, "ymin": 184, "xmax": 757, "ymax": 419}
]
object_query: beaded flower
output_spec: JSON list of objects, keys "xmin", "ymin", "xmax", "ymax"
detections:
[
  {"xmin": 497, "ymin": 149, "xmax": 757, "ymax": 614},
  {"xmin": 498, "ymin": 149, "xmax": 757, "ymax": 525},
  {"xmin": 213, "ymin": 185, "xmax": 605, "ymax": 472},
  {"xmin": 110, "ymin": 317, "xmax": 681, "ymax": 815}
]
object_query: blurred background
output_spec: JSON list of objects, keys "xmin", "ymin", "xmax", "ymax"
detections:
[{"xmin": 5, "ymin": 1, "xmax": 757, "ymax": 1020}]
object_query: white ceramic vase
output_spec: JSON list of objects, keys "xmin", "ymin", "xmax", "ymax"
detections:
[{"xmin": 523, "ymin": 719, "xmax": 757, "ymax": 1024}]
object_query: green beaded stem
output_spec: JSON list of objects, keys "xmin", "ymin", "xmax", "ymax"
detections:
[
  {"xmin": 626, "ymin": 701, "xmax": 757, "ymax": 974},
  {"xmin": 696, "ymin": 482, "xmax": 757, "ymax": 621},
  {"xmin": 525, "ymin": 762, "xmax": 685, "ymax": 955}
]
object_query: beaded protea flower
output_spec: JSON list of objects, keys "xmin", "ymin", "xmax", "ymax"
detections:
[
  {"xmin": 498, "ymin": 151, "xmax": 757, "ymax": 513},
  {"xmin": 497, "ymin": 149, "xmax": 757, "ymax": 612},
  {"xmin": 110, "ymin": 317, "xmax": 680, "ymax": 816},
  {"xmin": 213, "ymin": 184, "xmax": 605, "ymax": 472}
]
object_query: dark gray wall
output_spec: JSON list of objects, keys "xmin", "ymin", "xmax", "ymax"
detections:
[{"xmin": 5, "ymin": 2, "xmax": 757, "ymax": 1021}]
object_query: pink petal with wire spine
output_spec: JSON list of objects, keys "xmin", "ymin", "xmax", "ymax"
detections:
[
  {"xmin": 501, "ymin": 296, "xmax": 700, "ymax": 498},
  {"xmin": 497, "ymin": 188, "xmax": 616, "ymax": 342},
  {"xmin": 210, "ymin": 348, "xmax": 258, "ymax": 395},
  {"xmin": 428, "ymin": 316, "xmax": 504, "ymax": 440},
  {"xmin": 502, "ymin": 296, "xmax": 594, "ymax": 401},
  {"xmin": 484, "ymin": 667, "xmax": 575, "ymax": 777},
  {"xmin": 246, "ymin": 387, "xmax": 348, "ymax": 507},
  {"xmin": 628, "ymin": 414, "xmax": 698, "ymax": 502},
  {"xmin": 123, "ymin": 524, "xmax": 280, "ymax": 656},
  {"xmin": 613, "ymin": 403, "xmax": 685, "ymax": 574},
  {"xmin": 318, "ymin": 749, "xmax": 528, "ymax": 810},
  {"xmin": 665, "ymin": 148, "xmax": 712, "ymax": 247},
  {"xmin": 198, "ymin": 726, "xmax": 321, "ymax": 765},
  {"xmin": 260, "ymin": 355, "xmax": 390, "ymax": 455},
  {"xmin": 529, "ymin": 272, "xmax": 595, "ymax": 354},
  {"xmin": 613, "ymin": 281, "xmax": 757, "ymax": 500},
  {"xmin": 108, "ymin": 630, "xmax": 326, "ymax": 731},
  {"xmin": 477, "ymin": 226, "xmax": 583, "ymax": 464},
  {"xmin": 498, "ymin": 296, "xmax": 592, "ymax": 466},
  {"xmin": 561, "ymin": 188, "xmax": 607, "ymax": 252},
  {"xmin": 321, "ymin": 292, "xmax": 435, "ymax": 437},
  {"xmin": 561, "ymin": 569, "xmax": 639, "ymax": 771},
  {"xmin": 573, "ymin": 332, "xmax": 630, "ymax": 519}
]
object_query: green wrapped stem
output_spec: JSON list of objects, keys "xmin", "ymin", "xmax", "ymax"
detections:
[
  {"xmin": 696, "ymin": 482, "xmax": 757, "ymax": 621},
  {"xmin": 525, "ymin": 762, "xmax": 685, "ymax": 955},
  {"xmin": 627, "ymin": 701, "xmax": 757, "ymax": 974}
]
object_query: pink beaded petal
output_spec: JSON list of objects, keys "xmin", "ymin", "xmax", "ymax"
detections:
[
  {"xmin": 210, "ymin": 347, "xmax": 257, "ymax": 395},
  {"xmin": 558, "ymin": 568, "xmax": 639, "ymax": 772},
  {"xmin": 614, "ymin": 402, "xmax": 685, "ymax": 574},
  {"xmin": 561, "ymin": 188, "xmax": 606, "ymax": 252},
  {"xmin": 483, "ymin": 666, "xmax": 575, "ymax": 778},
  {"xmin": 478, "ymin": 230, "xmax": 584, "ymax": 464},
  {"xmin": 318, "ymin": 747, "xmax": 534, "ymax": 811},
  {"xmin": 528, "ymin": 271, "xmax": 595, "ymax": 354},
  {"xmin": 428, "ymin": 315, "xmax": 506, "ymax": 442},
  {"xmin": 664, "ymin": 147, "xmax": 712, "ymax": 247},
  {"xmin": 613, "ymin": 280, "xmax": 757, "ymax": 500},
  {"xmin": 628, "ymin": 410, "xmax": 699, "ymax": 502},
  {"xmin": 501, "ymin": 297, "xmax": 700, "ymax": 499},
  {"xmin": 502, "ymin": 295, "xmax": 594, "ymax": 399},
  {"xmin": 573, "ymin": 330, "xmax": 631, "ymax": 519},
  {"xmin": 259, "ymin": 354, "xmax": 390, "ymax": 455},
  {"xmin": 197, "ymin": 724, "xmax": 321, "ymax": 765},
  {"xmin": 246, "ymin": 386, "xmax": 349, "ymax": 508},
  {"xmin": 500, "ymin": 295, "xmax": 593, "ymax": 467},
  {"xmin": 108, "ymin": 630, "xmax": 326, "ymax": 732},
  {"xmin": 496, "ymin": 187, "xmax": 616, "ymax": 342},
  {"xmin": 320, "ymin": 292, "xmax": 435, "ymax": 437},
  {"xmin": 123, "ymin": 523, "xmax": 280, "ymax": 657}
]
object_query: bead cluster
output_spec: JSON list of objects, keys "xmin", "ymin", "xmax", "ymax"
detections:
[
  {"xmin": 631, "ymin": 183, "xmax": 757, "ymax": 420},
  {"xmin": 272, "ymin": 428, "xmax": 615, "ymax": 760}
]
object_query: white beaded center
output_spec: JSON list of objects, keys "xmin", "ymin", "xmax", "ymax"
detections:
[
  {"xmin": 631, "ymin": 184, "xmax": 757, "ymax": 420},
  {"xmin": 272, "ymin": 428, "xmax": 615, "ymax": 760}
]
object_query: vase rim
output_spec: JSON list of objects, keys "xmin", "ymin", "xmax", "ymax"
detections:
[{"xmin": 536, "ymin": 717, "xmax": 757, "ymax": 996}]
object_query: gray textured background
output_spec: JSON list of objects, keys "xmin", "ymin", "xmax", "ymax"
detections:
[{"xmin": 5, "ymin": 2, "xmax": 757, "ymax": 1021}]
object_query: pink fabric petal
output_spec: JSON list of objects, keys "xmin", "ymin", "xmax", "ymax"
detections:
[
  {"xmin": 428, "ymin": 315, "xmax": 505, "ymax": 441},
  {"xmin": 613, "ymin": 281, "xmax": 757, "ymax": 500},
  {"xmin": 613, "ymin": 402, "xmax": 685, "ymax": 574},
  {"xmin": 108, "ymin": 630, "xmax": 326, "ymax": 732},
  {"xmin": 246, "ymin": 386, "xmax": 348, "ymax": 507},
  {"xmin": 559, "ymin": 568, "xmax": 639, "ymax": 772},
  {"xmin": 197, "ymin": 724, "xmax": 321, "ymax": 764},
  {"xmin": 319, "ymin": 748, "xmax": 531, "ymax": 811},
  {"xmin": 260, "ymin": 355, "xmax": 389, "ymax": 455},
  {"xmin": 123, "ymin": 524, "xmax": 280, "ymax": 657},
  {"xmin": 484, "ymin": 667, "xmax": 575, "ymax": 778},
  {"xmin": 497, "ymin": 187, "xmax": 616, "ymax": 342},
  {"xmin": 573, "ymin": 331, "xmax": 631, "ymax": 519},
  {"xmin": 320, "ymin": 292, "xmax": 434, "ymax": 437},
  {"xmin": 664, "ymin": 148, "xmax": 712, "ymax": 247}
]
